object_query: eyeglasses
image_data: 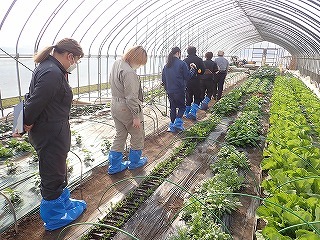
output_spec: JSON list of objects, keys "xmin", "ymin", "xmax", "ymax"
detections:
[
  {"xmin": 69, "ymin": 53, "xmax": 81, "ymax": 64},
  {"xmin": 73, "ymin": 56, "xmax": 81, "ymax": 64}
]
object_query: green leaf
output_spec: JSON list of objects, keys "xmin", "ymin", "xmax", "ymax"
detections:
[
  {"xmin": 295, "ymin": 229, "xmax": 320, "ymax": 240},
  {"xmin": 262, "ymin": 226, "xmax": 292, "ymax": 240},
  {"xmin": 282, "ymin": 210, "xmax": 313, "ymax": 227}
]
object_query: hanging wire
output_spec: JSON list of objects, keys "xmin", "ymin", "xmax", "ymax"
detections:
[{"xmin": 0, "ymin": 47, "xmax": 34, "ymax": 73}]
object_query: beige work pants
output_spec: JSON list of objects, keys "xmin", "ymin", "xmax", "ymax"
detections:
[{"xmin": 110, "ymin": 101, "xmax": 145, "ymax": 152}]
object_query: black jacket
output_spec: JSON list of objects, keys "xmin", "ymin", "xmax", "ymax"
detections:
[
  {"xmin": 25, "ymin": 55, "xmax": 73, "ymax": 153},
  {"xmin": 183, "ymin": 54, "xmax": 205, "ymax": 81},
  {"xmin": 200, "ymin": 59, "xmax": 218, "ymax": 80},
  {"xmin": 24, "ymin": 55, "xmax": 72, "ymax": 125}
]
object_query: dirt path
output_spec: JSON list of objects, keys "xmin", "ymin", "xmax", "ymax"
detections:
[{"xmin": 112, "ymin": 118, "xmax": 232, "ymax": 240}]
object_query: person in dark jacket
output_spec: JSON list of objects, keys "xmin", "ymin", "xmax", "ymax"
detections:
[
  {"xmin": 22, "ymin": 38, "xmax": 86, "ymax": 231},
  {"xmin": 183, "ymin": 46, "xmax": 205, "ymax": 120},
  {"xmin": 162, "ymin": 47, "xmax": 196, "ymax": 132},
  {"xmin": 199, "ymin": 52, "xmax": 219, "ymax": 110}
]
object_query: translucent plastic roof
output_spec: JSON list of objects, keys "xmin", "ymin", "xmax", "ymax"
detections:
[{"xmin": 1, "ymin": 0, "xmax": 319, "ymax": 57}]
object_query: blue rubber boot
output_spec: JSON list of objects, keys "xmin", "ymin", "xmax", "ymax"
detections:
[
  {"xmin": 40, "ymin": 188, "xmax": 86, "ymax": 231},
  {"xmin": 167, "ymin": 122, "xmax": 176, "ymax": 132},
  {"xmin": 186, "ymin": 103, "xmax": 199, "ymax": 120},
  {"xmin": 183, "ymin": 106, "xmax": 191, "ymax": 117},
  {"xmin": 108, "ymin": 151, "xmax": 130, "ymax": 174},
  {"xmin": 173, "ymin": 118, "xmax": 184, "ymax": 132},
  {"xmin": 199, "ymin": 96, "xmax": 211, "ymax": 110},
  {"xmin": 128, "ymin": 149, "xmax": 147, "ymax": 170}
]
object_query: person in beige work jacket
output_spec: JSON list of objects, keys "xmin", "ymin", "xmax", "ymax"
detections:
[{"xmin": 108, "ymin": 46, "xmax": 148, "ymax": 174}]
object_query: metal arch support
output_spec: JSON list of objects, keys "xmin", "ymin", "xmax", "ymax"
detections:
[
  {"xmin": 95, "ymin": 0, "xmax": 152, "ymax": 86},
  {"xmin": 247, "ymin": 14, "xmax": 318, "ymax": 54},
  {"xmin": 143, "ymin": 104, "xmax": 161, "ymax": 135},
  {"xmin": 34, "ymin": 0, "xmax": 68, "ymax": 52},
  {"xmin": 2, "ymin": 0, "xmax": 319, "ymax": 58},
  {"xmin": 148, "ymin": 0, "xmax": 236, "ymax": 55},
  {"xmin": 105, "ymin": 0, "xmax": 240, "ymax": 58},
  {"xmin": 0, "ymin": 0, "xmax": 319, "ymax": 108},
  {"xmin": 0, "ymin": 0, "xmax": 18, "ymax": 31},
  {"xmin": 52, "ymin": 0, "xmax": 87, "ymax": 44},
  {"xmin": 237, "ymin": 0, "xmax": 320, "ymax": 54},
  {"xmin": 100, "ymin": 0, "xmax": 153, "ymax": 55},
  {"xmin": 13, "ymin": 0, "xmax": 43, "ymax": 101},
  {"xmin": 78, "ymin": 0, "xmax": 122, "ymax": 100},
  {"xmin": 68, "ymin": 150, "xmax": 84, "ymax": 195},
  {"xmin": 78, "ymin": 0, "xmax": 119, "ymax": 45},
  {"xmin": 143, "ymin": 112, "xmax": 157, "ymax": 136},
  {"xmin": 120, "ymin": 0, "xmax": 199, "ymax": 53},
  {"xmin": 152, "ymin": 2, "xmax": 257, "ymax": 56},
  {"xmin": 112, "ymin": 0, "xmax": 161, "ymax": 56},
  {"xmin": 0, "ymin": 191, "xmax": 18, "ymax": 234}
]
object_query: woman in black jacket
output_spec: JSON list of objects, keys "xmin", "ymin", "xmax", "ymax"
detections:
[{"xmin": 23, "ymin": 38, "xmax": 86, "ymax": 231}]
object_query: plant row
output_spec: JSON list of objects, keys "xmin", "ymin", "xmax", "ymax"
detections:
[
  {"xmin": 257, "ymin": 75, "xmax": 320, "ymax": 239},
  {"xmin": 225, "ymin": 95, "xmax": 264, "ymax": 147},
  {"xmin": 211, "ymin": 71, "xmax": 271, "ymax": 116},
  {"xmin": 169, "ymin": 145, "xmax": 250, "ymax": 240},
  {"xmin": 211, "ymin": 71, "xmax": 272, "ymax": 148},
  {"xmin": 287, "ymin": 75, "xmax": 320, "ymax": 141}
]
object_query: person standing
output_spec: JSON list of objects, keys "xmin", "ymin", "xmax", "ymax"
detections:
[
  {"xmin": 161, "ymin": 47, "xmax": 196, "ymax": 132},
  {"xmin": 214, "ymin": 50, "xmax": 229, "ymax": 100},
  {"xmin": 108, "ymin": 46, "xmax": 148, "ymax": 174},
  {"xmin": 22, "ymin": 38, "xmax": 86, "ymax": 231},
  {"xmin": 183, "ymin": 46, "xmax": 205, "ymax": 120},
  {"xmin": 199, "ymin": 52, "xmax": 219, "ymax": 110}
]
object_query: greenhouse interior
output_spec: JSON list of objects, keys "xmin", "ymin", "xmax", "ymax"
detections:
[{"xmin": 0, "ymin": 0, "xmax": 319, "ymax": 239}]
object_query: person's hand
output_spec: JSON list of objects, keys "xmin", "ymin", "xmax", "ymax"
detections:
[
  {"xmin": 24, "ymin": 124, "xmax": 33, "ymax": 132},
  {"xmin": 132, "ymin": 118, "xmax": 141, "ymax": 129},
  {"xmin": 190, "ymin": 63, "xmax": 197, "ymax": 69},
  {"xmin": 12, "ymin": 124, "xmax": 33, "ymax": 138},
  {"xmin": 12, "ymin": 130, "xmax": 22, "ymax": 138}
]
